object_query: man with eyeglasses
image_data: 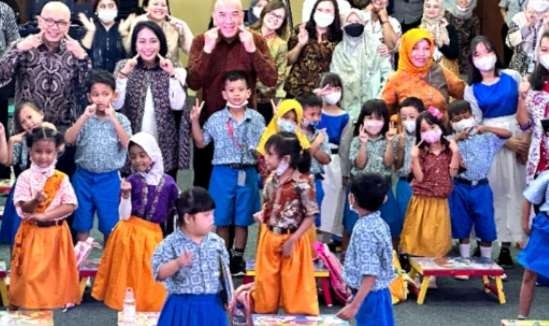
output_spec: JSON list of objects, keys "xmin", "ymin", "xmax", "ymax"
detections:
[{"xmin": 0, "ymin": 1, "xmax": 91, "ymax": 176}]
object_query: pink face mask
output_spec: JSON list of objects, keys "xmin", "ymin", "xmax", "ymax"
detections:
[
  {"xmin": 421, "ymin": 128, "xmax": 442, "ymax": 144},
  {"xmin": 364, "ymin": 119, "xmax": 384, "ymax": 136}
]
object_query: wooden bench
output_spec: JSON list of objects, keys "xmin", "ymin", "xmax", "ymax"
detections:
[
  {"xmin": 252, "ymin": 314, "xmax": 349, "ymax": 325},
  {"xmin": 242, "ymin": 260, "xmax": 334, "ymax": 307},
  {"xmin": 409, "ymin": 257, "xmax": 506, "ymax": 305},
  {"xmin": 0, "ymin": 310, "xmax": 53, "ymax": 325}
]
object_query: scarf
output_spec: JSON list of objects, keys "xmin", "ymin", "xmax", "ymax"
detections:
[
  {"xmin": 397, "ymin": 28, "xmax": 435, "ymax": 76},
  {"xmin": 129, "ymin": 132, "xmax": 165, "ymax": 186}
]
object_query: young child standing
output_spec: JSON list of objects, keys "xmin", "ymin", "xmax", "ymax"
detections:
[
  {"xmin": 399, "ymin": 107, "xmax": 460, "ymax": 258},
  {"xmin": 92, "ymin": 132, "xmax": 179, "ymax": 311},
  {"xmin": 337, "ymin": 173, "xmax": 395, "ymax": 326},
  {"xmin": 345, "ymin": 100, "xmax": 399, "ymax": 248},
  {"xmin": 65, "ymin": 70, "xmax": 132, "ymax": 242},
  {"xmin": 9, "ymin": 127, "xmax": 80, "ymax": 309},
  {"xmin": 253, "ymin": 132, "xmax": 319, "ymax": 315},
  {"xmin": 518, "ymin": 171, "xmax": 549, "ymax": 320},
  {"xmin": 448, "ymin": 100, "xmax": 511, "ymax": 262},
  {"xmin": 191, "ymin": 70, "xmax": 265, "ymax": 276},
  {"xmin": 152, "ymin": 187, "xmax": 230, "ymax": 326},
  {"xmin": 393, "ymin": 97, "xmax": 425, "ymax": 226}
]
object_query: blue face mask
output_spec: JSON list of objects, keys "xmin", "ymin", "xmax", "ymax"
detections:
[
  {"xmin": 277, "ymin": 119, "xmax": 296, "ymax": 133},
  {"xmin": 303, "ymin": 118, "xmax": 320, "ymax": 129}
]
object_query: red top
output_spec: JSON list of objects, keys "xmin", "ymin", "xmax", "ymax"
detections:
[
  {"xmin": 187, "ymin": 31, "xmax": 277, "ymax": 124},
  {"xmin": 412, "ymin": 148, "xmax": 453, "ymax": 198}
]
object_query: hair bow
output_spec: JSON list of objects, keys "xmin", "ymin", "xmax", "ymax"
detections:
[{"xmin": 427, "ymin": 106, "xmax": 443, "ymax": 120}]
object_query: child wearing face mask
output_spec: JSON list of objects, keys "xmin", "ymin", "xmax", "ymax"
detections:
[
  {"xmin": 399, "ymin": 107, "xmax": 460, "ymax": 260},
  {"xmin": 448, "ymin": 101, "xmax": 511, "ymax": 267},
  {"xmin": 345, "ymin": 99, "xmax": 399, "ymax": 250},
  {"xmin": 315, "ymin": 73, "xmax": 352, "ymax": 238},
  {"xmin": 393, "ymin": 97, "xmax": 425, "ymax": 231},
  {"xmin": 79, "ymin": 0, "xmax": 127, "ymax": 72}
]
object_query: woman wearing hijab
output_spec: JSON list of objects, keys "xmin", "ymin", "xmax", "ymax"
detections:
[
  {"xmin": 445, "ymin": 0, "xmax": 480, "ymax": 76},
  {"xmin": 381, "ymin": 28, "xmax": 465, "ymax": 114},
  {"xmin": 92, "ymin": 132, "xmax": 179, "ymax": 312},
  {"xmin": 330, "ymin": 8, "xmax": 393, "ymax": 121}
]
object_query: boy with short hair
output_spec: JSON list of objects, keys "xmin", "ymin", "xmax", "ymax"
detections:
[
  {"xmin": 448, "ymin": 100, "xmax": 512, "ymax": 263},
  {"xmin": 65, "ymin": 69, "xmax": 132, "ymax": 242},
  {"xmin": 337, "ymin": 173, "xmax": 395, "ymax": 326},
  {"xmin": 190, "ymin": 70, "xmax": 265, "ymax": 276}
]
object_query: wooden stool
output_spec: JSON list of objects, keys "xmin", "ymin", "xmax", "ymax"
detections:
[
  {"xmin": 79, "ymin": 258, "xmax": 100, "ymax": 302},
  {"xmin": 242, "ymin": 260, "xmax": 333, "ymax": 307},
  {"xmin": 408, "ymin": 257, "xmax": 506, "ymax": 304},
  {"xmin": 252, "ymin": 314, "xmax": 349, "ymax": 325}
]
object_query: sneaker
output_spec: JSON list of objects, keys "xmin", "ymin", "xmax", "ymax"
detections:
[
  {"xmin": 497, "ymin": 247, "xmax": 515, "ymax": 268},
  {"xmin": 230, "ymin": 255, "xmax": 246, "ymax": 277}
]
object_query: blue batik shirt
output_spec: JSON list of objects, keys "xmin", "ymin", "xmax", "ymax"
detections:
[
  {"xmin": 457, "ymin": 132, "xmax": 506, "ymax": 181},
  {"xmin": 343, "ymin": 210, "xmax": 394, "ymax": 291}
]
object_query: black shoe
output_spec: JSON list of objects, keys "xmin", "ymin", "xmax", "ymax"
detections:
[
  {"xmin": 497, "ymin": 247, "xmax": 515, "ymax": 268},
  {"xmin": 473, "ymin": 245, "xmax": 481, "ymax": 258},
  {"xmin": 230, "ymin": 255, "xmax": 246, "ymax": 276},
  {"xmin": 399, "ymin": 254, "xmax": 411, "ymax": 272}
]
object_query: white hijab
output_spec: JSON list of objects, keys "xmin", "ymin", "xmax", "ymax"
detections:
[
  {"xmin": 446, "ymin": 0, "xmax": 478, "ymax": 20},
  {"xmin": 129, "ymin": 132, "xmax": 164, "ymax": 186},
  {"xmin": 420, "ymin": 0, "xmax": 450, "ymax": 47}
]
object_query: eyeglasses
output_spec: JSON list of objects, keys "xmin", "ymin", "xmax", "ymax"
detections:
[
  {"xmin": 266, "ymin": 12, "xmax": 285, "ymax": 21},
  {"xmin": 40, "ymin": 16, "xmax": 70, "ymax": 28}
]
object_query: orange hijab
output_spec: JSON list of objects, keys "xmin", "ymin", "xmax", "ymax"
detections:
[{"xmin": 397, "ymin": 28, "xmax": 435, "ymax": 76}]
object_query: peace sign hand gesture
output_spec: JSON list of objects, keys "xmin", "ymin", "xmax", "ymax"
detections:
[{"xmin": 190, "ymin": 98, "xmax": 205, "ymax": 123}]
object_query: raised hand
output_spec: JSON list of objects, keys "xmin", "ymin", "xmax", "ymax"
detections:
[
  {"xmin": 119, "ymin": 13, "xmax": 136, "ymax": 33},
  {"xmin": 17, "ymin": 32, "xmax": 43, "ymax": 52},
  {"xmin": 238, "ymin": 25, "xmax": 256, "ymax": 53},
  {"xmin": 65, "ymin": 35, "xmax": 88, "ymax": 59},
  {"xmin": 358, "ymin": 123, "xmax": 369, "ymax": 143},
  {"xmin": 270, "ymin": 99, "xmax": 280, "ymax": 115},
  {"xmin": 411, "ymin": 140, "xmax": 423, "ymax": 158},
  {"xmin": 83, "ymin": 104, "xmax": 96, "ymax": 118},
  {"xmin": 190, "ymin": 98, "xmax": 205, "ymax": 123},
  {"xmin": 119, "ymin": 54, "xmax": 139, "ymax": 77},
  {"xmin": 78, "ymin": 13, "xmax": 96, "ymax": 32},
  {"xmin": 158, "ymin": 54, "xmax": 175, "ymax": 76},
  {"xmin": 297, "ymin": 24, "xmax": 309, "ymax": 46},
  {"xmin": 312, "ymin": 129, "xmax": 327, "ymax": 148},
  {"xmin": 386, "ymin": 121, "xmax": 398, "ymax": 141},
  {"xmin": 203, "ymin": 27, "xmax": 219, "ymax": 54}
]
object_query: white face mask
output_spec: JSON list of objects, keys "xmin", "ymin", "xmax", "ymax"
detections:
[
  {"xmin": 473, "ymin": 54, "xmax": 497, "ymax": 71},
  {"xmin": 277, "ymin": 118, "xmax": 296, "ymax": 132},
  {"xmin": 227, "ymin": 100, "xmax": 249, "ymax": 109},
  {"xmin": 403, "ymin": 119, "xmax": 416, "ymax": 134},
  {"xmin": 252, "ymin": 5, "xmax": 263, "ymax": 18},
  {"xmin": 275, "ymin": 159, "xmax": 289, "ymax": 176},
  {"xmin": 97, "ymin": 9, "xmax": 118, "ymax": 23},
  {"xmin": 322, "ymin": 91, "xmax": 341, "ymax": 105},
  {"xmin": 313, "ymin": 11, "xmax": 335, "ymax": 28},
  {"xmin": 539, "ymin": 53, "xmax": 549, "ymax": 70},
  {"xmin": 452, "ymin": 117, "xmax": 476, "ymax": 133}
]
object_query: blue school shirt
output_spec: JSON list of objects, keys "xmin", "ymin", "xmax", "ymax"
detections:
[
  {"xmin": 457, "ymin": 132, "xmax": 506, "ymax": 181},
  {"xmin": 523, "ymin": 171, "xmax": 549, "ymax": 213},
  {"xmin": 203, "ymin": 107, "xmax": 265, "ymax": 165},
  {"xmin": 152, "ymin": 229, "xmax": 230, "ymax": 294},
  {"xmin": 318, "ymin": 112, "xmax": 349, "ymax": 145},
  {"xmin": 343, "ymin": 211, "xmax": 394, "ymax": 291},
  {"xmin": 472, "ymin": 72, "xmax": 519, "ymax": 119}
]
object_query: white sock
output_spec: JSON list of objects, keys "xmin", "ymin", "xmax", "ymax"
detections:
[
  {"xmin": 480, "ymin": 245, "xmax": 492, "ymax": 259},
  {"xmin": 459, "ymin": 243, "xmax": 471, "ymax": 258}
]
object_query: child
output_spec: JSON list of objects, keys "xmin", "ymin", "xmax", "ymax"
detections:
[
  {"xmin": 336, "ymin": 173, "xmax": 395, "ymax": 326},
  {"xmin": 65, "ymin": 70, "xmax": 132, "ymax": 242},
  {"xmin": 0, "ymin": 102, "xmax": 51, "ymax": 246},
  {"xmin": 345, "ymin": 99, "xmax": 400, "ymax": 248},
  {"xmin": 253, "ymin": 132, "xmax": 319, "ymax": 315},
  {"xmin": 399, "ymin": 107, "xmax": 460, "ymax": 258},
  {"xmin": 315, "ymin": 73, "xmax": 352, "ymax": 237},
  {"xmin": 152, "ymin": 187, "xmax": 230, "ymax": 326},
  {"xmin": 190, "ymin": 70, "xmax": 265, "ymax": 276},
  {"xmin": 92, "ymin": 132, "xmax": 178, "ymax": 311},
  {"xmin": 518, "ymin": 171, "xmax": 549, "ymax": 320},
  {"xmin": 299, "ymin": 94, "xmax": 331, "ymax": 227},
  {"xmin": 393, "ymin": 97, "xmax": 425, "ymax": 228},
  {"xmin": 448, "ymin": 100, "xmax": 511, "ymax": 263},
  {"xmin": 9, "ymin": 126, "xmax": 80, "ymax": 309}
]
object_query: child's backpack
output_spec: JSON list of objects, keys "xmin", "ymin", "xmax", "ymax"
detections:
[{"xmin": 313, "ymin": 241, "xmax": 352, "ymax": 304}]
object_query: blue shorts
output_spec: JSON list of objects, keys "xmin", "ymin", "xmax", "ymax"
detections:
[
  {"xmin": 71, "ymin": 168, "xmax": 120, "ymax": 237},
  {"xmin": 344, "ymin": 187, "xmax": 400, "ymax": 236},
  {"xmin": 449, "ymin": 181, "xmax": 497, "ymax": 242},
  {"xmin": 355, "ymin": 288, "xmax": 394, "ymax": 326},
  {"xmin": 314, "ymin": 175, "xmax": 324, "ymax": 227},
  {"xmin": 518, "ymin": 213, "xmax": 549, "ymax": 279},
  {"xmin": 208, "ymin": 165, "xmax": 260, "ymax": 227}
]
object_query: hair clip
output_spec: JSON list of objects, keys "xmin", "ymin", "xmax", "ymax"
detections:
[{"xmin": 427, "ymin": 106, "xmax": 443, "ymax": 120}]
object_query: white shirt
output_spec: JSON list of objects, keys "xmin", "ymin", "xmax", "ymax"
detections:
[{"xmin": 302, "ymin": 0, "xmax": 351, "ymax": 23}]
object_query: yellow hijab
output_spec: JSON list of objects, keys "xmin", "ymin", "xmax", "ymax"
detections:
[
  {"xmin": 256, "ymin": 99, "xmax": 311, "ymax": 155},
  {"xmin": 397, "ymin": 28, "xmax": 435, "ymax": 76}
]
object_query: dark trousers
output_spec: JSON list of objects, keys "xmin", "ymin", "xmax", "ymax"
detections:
[{"xmin": 501, "ymin": 24, "xmax": 513, "ymax": 67}]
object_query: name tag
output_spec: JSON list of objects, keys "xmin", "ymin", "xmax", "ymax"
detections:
[{"xmin": 237, "ymin": 170, "xmax": 246, "ymax": 186}]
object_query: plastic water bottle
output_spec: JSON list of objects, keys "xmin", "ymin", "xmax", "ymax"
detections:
[
  {"xmin": 122, "ymin": 288, "xmax": 136, "ymax": 323},
  {"xmin": 231, "ymin": 302, "xmax": 248, "ymax": 326}
]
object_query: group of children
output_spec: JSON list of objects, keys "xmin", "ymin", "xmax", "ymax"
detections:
[{"xmin": 0, "ymin": 63, "xmax": 546, "ymax": 326}]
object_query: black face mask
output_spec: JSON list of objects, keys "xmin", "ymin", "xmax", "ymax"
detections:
[{"xmin": 344, "ymin": 23, "xmax": 364, "ymax": 37}]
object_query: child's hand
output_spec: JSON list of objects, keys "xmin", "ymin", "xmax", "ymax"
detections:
[
  {"xmin": 280, "ymin": 237, "xmax": 295, "ymax": 257},
  {"xmin": 176, "ymin": 251, "xmax": 193, "ymax": 268},
  {"xmin": 270, "ymin": 99, "xmax": 280, "ymax": 115},
  {"xmin": 34, "ymin": 190, "xmax": 46, "ymax": 203},
  {"xmin": 120, "ymin": 179, "xmax": 131, "ymax": 199},
  {"xmin": 253, "ymin": 210, "xmax": 264, "ymax": 223},
  {"xmin": 385, "ymin": 121, "xmax": 397, "ymax": 141},
  {"xmin": 83, "ymin": 104, "xmax": 96, "ymax": 118},
  {"xmin": 30, "ymin": 213, "xmax": 47, "ymax": 221},
  {"xmin": 190, "ymin": 98, "xmax": 205, "ymax": 123},
  {"xmin": 311, "ymin": 129, "xmax": 326, "ymax": 149},
  {"xmin": 358, "ymin": 124, "xmax": 369, "ymax": 144},
  {"xmin": 10, "ymin": 132, "xmax": 26, "ymax": 144},
  {"xmin": 104, "ymin": 105, "xmax": 116, "ymax": 120},
  {"xmin": 411, "ymin": 140, "xmax": 423, "ymax": 158},
  {"xmin": 336, "ymin": 303, "xmax": 359, "ymax": 321}
]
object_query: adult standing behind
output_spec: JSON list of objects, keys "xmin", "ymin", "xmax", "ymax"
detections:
[
  {"xmin": 285, "ymin": 0, "xmax": 343, "ymax": 99},
  {"xmin": 113, "ymin": 21, "xmax": 187, "ymax": 180},
  {"xmin": 445, "ymin": 0, "xmax": 479, "ymax": 76},
  {"xmin": 251, "ymin": 0, "xmax": 289, "ymax": 124},
  {"xmin": 420, "ymin": 0, "xmax": 460, "ymax": 76},
  {"xmin": 390, "ymin": 0, "xmax": 424, "ymax": 33},
  {"xmin": 187, "ymin": 0, "xmax": 277, "ymax": 188},
  {"xmin": 363, "ymin": 0, "xmax": 402, "ymax": 56},
  {"xmin": 302, "ymin": 0, "xmax": 350, "ymax": 23},
  {"xmin": 331, "ymin": 9, "xmax": 393, "ymax": 121},
  {"xmin": 120, "ymin": 0, "xmax": 193, "ymax": 63},
  {"xmin": 381, "ymin": 28, "xmax": 464, "ymax": 114},
  {"xmin": 464, "ymin": 35, "xmax": 528, "ymax": 267},
  {"xmin": 500, "ymin": 0, "xmax": 527, "ymax": 66},
  {"xmin": 79, "ymin": 0, "xmax": 127, "ymax": 72},
  {"xmin": 0, "ymin": 1, "xmax": 91, "ymax": 174}
]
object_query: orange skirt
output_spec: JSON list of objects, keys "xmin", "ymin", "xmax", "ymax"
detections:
[
  {"xmin": 9, "ymin": 220, "xmax": 80, "ymax": 309},
  {"xmin": 92, "ymin": 216, "xmax": 166, "ymax": 312}
]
